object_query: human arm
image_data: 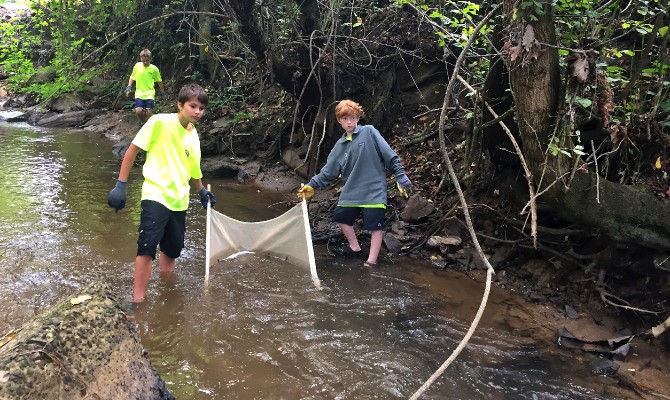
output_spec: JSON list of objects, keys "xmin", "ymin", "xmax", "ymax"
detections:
[
  {"xmin": 296, "ymin": 149, "xmax": 341, "ymax": 199},
  {"xmin": 108, "ymin": 144, "xmax": 141, "ymax": 211},
  {"xmin": 124, "ymin": 78, "xmax": 134, "ymax": 96},
  {"xmin": 368, "ymin": 126, "xmax": 414, "ymax": 196},
  {"xmin": 118, "ymin": 143, "xmax": 140, "ymax": 182}
]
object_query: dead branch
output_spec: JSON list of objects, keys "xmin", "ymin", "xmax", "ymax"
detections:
[{"xmin": 596, "ymin": 269, "xmax": 662, "ymax": 315}]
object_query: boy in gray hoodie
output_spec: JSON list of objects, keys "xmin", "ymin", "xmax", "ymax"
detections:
[{"xmin": 298, "ymin": 99, "xmax": 413, "ymax": 266}]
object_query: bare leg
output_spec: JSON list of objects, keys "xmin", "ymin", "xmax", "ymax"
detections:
[
  {"xmin": 338, "ymin": 223, "xmax": 361, "ymax": 252},
  {"xmin": 134, "ymin": 107, "xmax": 144, "ymax": 123},
  {"xmin": 158, "ymin": 251, "xmax": 176, "ymax": 282},
  {"xmin": 366, "ymin": 230, "xmax": 384, "ymax": 265},
  {"xmin": 133, "ymin": 255, "xmax": 153, "ymax": 303},
  {"xmin": 145, "ymin": 108, "xmax": 154, "ymax": 122}
]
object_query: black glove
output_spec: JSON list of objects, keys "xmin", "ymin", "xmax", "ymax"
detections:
[
  {"xmin": 199, "ymin": 186, "xmax": 216, "ymax": 209},
  {"xmin": 108, "ymin": 180, "xmax": 127, "ymax": 212}
]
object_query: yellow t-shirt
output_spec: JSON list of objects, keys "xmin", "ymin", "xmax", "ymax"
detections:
[
  {"xmin": 130, "ymin": 62, "xmax": 162, "ymax": 100},
  {"xmin": 132, "ymin": 114, "xmax": 203, "ymax": 211}
]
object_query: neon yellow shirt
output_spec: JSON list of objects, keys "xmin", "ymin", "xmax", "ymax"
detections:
[
  {"xmin": 132, "ymin": 114, "xmax": 203, "ymax": 211},
  {"xmin": 130, "ymin": 62, "xmax": 162, "ymax": 100}
]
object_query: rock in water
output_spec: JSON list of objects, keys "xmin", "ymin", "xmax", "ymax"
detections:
[{"xmin": 0, "ymin": 281, "xmax": 173, "ymax": 400}]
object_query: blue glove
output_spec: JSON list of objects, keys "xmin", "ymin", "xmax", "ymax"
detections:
[
  {"xmin": 397, "ymin": 174, "xmax": 413, "ymax": 198},
  {"xmin": 108, "ymin": 180, "xmax": 127, "ymax": 212},
  {"xmin": 199, "ymin": 186, "xmax": 216, "ymax": 208},
  {"xmin": 124, "ymin": 85, "xmax": 132, "ymax": 97}
]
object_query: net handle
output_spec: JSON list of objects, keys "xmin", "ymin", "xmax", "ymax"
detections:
[{"xmin": 205, "ymin": 183, "xmax": 212, "ymax": 281}]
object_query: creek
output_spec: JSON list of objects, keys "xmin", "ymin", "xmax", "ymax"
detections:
[{"xmin": 0, "ymin": 120, "xmax": 616, "ymax": 399}]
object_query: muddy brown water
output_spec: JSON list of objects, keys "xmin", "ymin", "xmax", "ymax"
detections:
[{"xmin": 0, "ymin": 121, "xmax": 617, "ymax": 399}]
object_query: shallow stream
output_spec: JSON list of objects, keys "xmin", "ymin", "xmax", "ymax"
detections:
[{"xmin": 0, "ymin": 120, "xmax": 616, "ymax": 399}]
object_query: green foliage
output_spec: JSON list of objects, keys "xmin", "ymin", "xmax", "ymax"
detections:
[
  {"xmin": 516, "ymin": 1, "xmax": 545, "ymax": 22},
  {"xmin": 234, "ymin": 112, "xmax": 253, "ymax": 121},
  {"xmin": 0, "ymin": 0, "xmax": 139, "ymax": 101},
  {"xmin": 0, "ymin": 16, "xmax": 39, "ymax": 91}
]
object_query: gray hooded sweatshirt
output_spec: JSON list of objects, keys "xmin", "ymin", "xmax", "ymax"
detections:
[{"xmin": 307, "ymin": 125, "xmax": 406, "ymax": 206}]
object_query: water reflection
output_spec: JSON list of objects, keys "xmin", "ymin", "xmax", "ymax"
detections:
[{"xmin": 0, "ymin": 121, "xmax": 613, "ymax": 399}]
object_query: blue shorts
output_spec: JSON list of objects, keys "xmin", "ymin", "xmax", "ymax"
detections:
[
  {"xmin": 137, "ymin": 200, "xmax": 186, "ymax": 259},
  {"xmin": 332, "ymin": 206, "xmax": 385, "ymax": 231},
  {"xmin": 134, "ymin": 98, "xmax": 156, "ymax": 110}
]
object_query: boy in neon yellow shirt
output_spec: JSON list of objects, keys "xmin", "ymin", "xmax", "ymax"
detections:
[
  {"xmin": 108, "ymin": 83, "xmax": 216, "ymax": 303},
  {"xmin": 124, "ymin": 48, "xmax": 165, "ymax": 125}
]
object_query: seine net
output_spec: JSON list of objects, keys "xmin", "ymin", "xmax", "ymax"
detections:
[{"xmin": 205, "ymin": 200, "xmax": 320, "ymax": 289}]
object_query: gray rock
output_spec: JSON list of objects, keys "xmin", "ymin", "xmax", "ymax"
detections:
[
  {"xmin": 590, "ymin": 357, "xmax": 619, "ymax": 376},
  {"xmin": 48, "ymin": 93, "xmax": 84, "ymax": 112},
  {"xmin": 36, "ymin": 109, "xmax": 105, "ymax": 127},
  {"xmin": 0, "ymin": 282, "xmax": 173, "ymax": 400}
]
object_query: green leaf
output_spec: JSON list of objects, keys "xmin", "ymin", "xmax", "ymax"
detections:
[{"xmin": 574, "ymin": 97, "xmax": 592, "ymax": 108}]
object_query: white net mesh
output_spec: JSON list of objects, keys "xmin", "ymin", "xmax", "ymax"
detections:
[{"xmin": 206, "ymin": 200, "xmax": 320, "ymax": 289}]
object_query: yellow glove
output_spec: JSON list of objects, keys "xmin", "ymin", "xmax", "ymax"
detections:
[
  {"xmin": 297, "ymin": 184, "xmax": 314, "ymax": 200},
  {"xmin": 396, "ymin": 182, "xmax": 409, "ymax": 198}
]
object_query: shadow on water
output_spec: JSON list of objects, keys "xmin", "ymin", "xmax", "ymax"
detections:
[{"xmin": 0, "ymin": 121, "xmax": 616, "ymax": 399}]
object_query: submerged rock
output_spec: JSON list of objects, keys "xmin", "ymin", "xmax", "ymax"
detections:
[{"xmin": 0, "ymin": 282, "xmax": 173, "ymax": 400}]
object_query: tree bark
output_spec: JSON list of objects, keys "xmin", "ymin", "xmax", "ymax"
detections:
[{"xmin": 197, "ymin": 0, "xmax": 218, "ymax": 82}]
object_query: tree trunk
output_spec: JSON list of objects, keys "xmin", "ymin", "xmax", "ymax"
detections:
[
  {"xmin": 502, "ymin": 0, "xmax": 670, "ymax": 251},
  {"xmin": 197, "ymin": 0, "xmax": 218, "ymax": 82}
]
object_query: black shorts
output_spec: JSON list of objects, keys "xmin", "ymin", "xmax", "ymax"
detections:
[
  {"xmin": 332, "ymin": 206, "xmax": 385, "ymax": 231},
  {"xmin": 137, "ymin": 200, "xmax": 187, "ymax": 259}
]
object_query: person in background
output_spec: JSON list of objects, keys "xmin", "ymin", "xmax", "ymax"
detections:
[
  {"xmin": 124, "ymin": 48, "xmax": 165, "ymax": 125},
  {"xmin": 108, "ymin": 83, "xmax": 216, "ymax": 303},
  {"xmin": 297, "ymin": 99, "xmax": 413, "ymax": 267}
]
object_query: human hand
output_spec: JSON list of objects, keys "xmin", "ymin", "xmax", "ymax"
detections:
[
  {"xmin": 199, "ymin": 186, "xmax": 216, "ymax": 208},
  {"xmin": 396, "ymin": 174, "xmax": 413, "ymax": 198},
  {"xmin": 297, "ymin": 184, "xmax": 314, "ymax": 200},
  {"xmin": 108, "ymin": 180, "xmax": 127, "ymax": 212},
  {"xmin": 124, "ymin": 85, "xmax": 132, "ymax": 97}
]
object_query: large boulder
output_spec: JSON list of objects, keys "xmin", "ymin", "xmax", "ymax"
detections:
[
  {"xmin": 47, "ymin": 93, "xmax": 84, "ymax": 112},
  {"xmin": 36, "ymin": 109, "xmax": 105, "ymax": 127},
  {"xmin": 0, "ymin": 282, "xmax": 173, "ymax": 400}
]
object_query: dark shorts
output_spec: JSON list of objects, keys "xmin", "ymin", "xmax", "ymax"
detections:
[
  {"xmin": 332, "ymin": 206, "xmax": 385, "ymax": 231},
  {"xmin": 134, "ymin": 98, "xmax": 156, "ymax": 110},
  {"xmin": 137, "ymin": 200, "xmax": 187, "ymax": 260}
]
